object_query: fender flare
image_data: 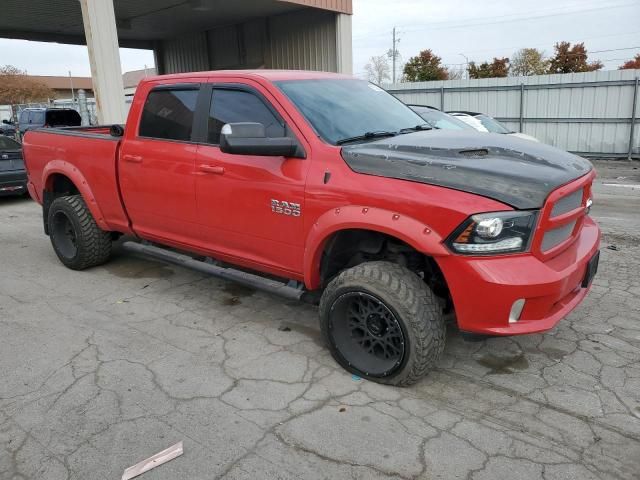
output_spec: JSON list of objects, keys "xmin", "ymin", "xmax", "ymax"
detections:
[
  {"xmin": 42, "ymin": 161, "xmax": 109, "ymax": 231},
  {"xmin": 303, "ymin": 205, "xmax": 450, "ymax": 289}
]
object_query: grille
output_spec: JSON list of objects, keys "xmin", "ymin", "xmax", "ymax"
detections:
[
  {"xmin": 550, "ymin": 188, "xmax": 583, "ymax": 217},
  {"xmin": 541, "ymin": 220, "xmax": 577, "ymax": 251},
  {"xmin": 533, "ymin": 174, "xmax": 593, "ymax": 258}
]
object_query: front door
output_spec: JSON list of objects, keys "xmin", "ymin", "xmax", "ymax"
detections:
[
  {"xmin": 119, "ymin": 85, "xmax": 200, "ymax": 245},
  {"xmin": 194, "ymin": 82, "xmax": 309, "ymax": 276}
]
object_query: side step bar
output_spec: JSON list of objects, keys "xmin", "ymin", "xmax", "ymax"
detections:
[{"xmin": 122, "ymin": 241, "xmax": 306, "ymax": 302}]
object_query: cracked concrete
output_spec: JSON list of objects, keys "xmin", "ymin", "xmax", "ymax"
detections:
[{"xmin": 1, "ymin": 160, "xmax": 639, "ymax": 479}]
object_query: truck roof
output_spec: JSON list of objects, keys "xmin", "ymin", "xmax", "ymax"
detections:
[{"xmin": 139, "ymin": 69, "xmax": 353, "ymax": 86}]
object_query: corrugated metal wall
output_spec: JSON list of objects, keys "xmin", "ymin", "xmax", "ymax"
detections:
[
  {"xmin": 267, "ymin": 10, "xmax": 337, "ymax": 71},
  {"xmin": 386, "ymin": 69, "xmax": 640, "ymax": 158},
  {"xmin": 161, "ymin": 32, "xmax": 209, "ymax": 73},
  {"xmin": 157, "ymin": 9, "xmax": 340, "ymax": 75}
]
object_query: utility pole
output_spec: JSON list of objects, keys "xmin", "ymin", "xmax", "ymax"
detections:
[
  {"xmin": 459, "ymin": 53, "xmax": 469, "ymax": 80},
  {"xmin": 389, "ymin": 27, "xmax": 400, "ymax": 84},
  {"xmin": 69, "ymin": 71, "xmax": 75, "ymax": 104},
  {"xmin": 392, "ymin": 27, "xmax": 397, "ymax": 84}
]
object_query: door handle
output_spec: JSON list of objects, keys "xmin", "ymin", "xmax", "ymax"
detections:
[
  {"xmin": 199, "ymin": 164, "xmax": 225, "ymax": 175},
  {"xmin": 122, "ymin": 154, "xmax": 143, "ymax": 163}
]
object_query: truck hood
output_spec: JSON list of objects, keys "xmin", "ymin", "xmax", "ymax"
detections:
[{"xmin": 341, "ymin": 131, "xmax": 592, "ymax": 209}]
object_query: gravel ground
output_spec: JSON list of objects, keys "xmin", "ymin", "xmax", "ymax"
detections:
[{"xmin": 0, "ymin": 159, "xmax": 639, "ymax": 480}]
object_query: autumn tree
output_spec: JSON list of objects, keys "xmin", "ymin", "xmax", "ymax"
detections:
[
  {"xmin": 0, "ymin": 65, "xmax": 54, "ymax": 105},
  {"xmin": 619, "ymin": 54, "xmax": 640, "ymax": 70},
  {"xmin": 402, "ymin": 50, "xmax": 449, "ymax": 82},
  {"xmin": 510, "ymin": 48, "xmax": 549, "ymax": 76},
  {"xmin": 364, "ymin": 55, "xmax": 391, "ymax": 84},
  {"xmin": 548, "ymin": 42, "xmax": 603, "ymax": 74},
  {"xmin": 467, "ymin": 57, "xmax": 510, "ymax": 79}
]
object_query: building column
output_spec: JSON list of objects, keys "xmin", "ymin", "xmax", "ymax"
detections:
[
  {"xmin": 335, "ymin": 13, "xmax": 353, "ymax": 75},
  {"xmin": 79, "ymin": 0, "xmax": 126, "ymax": 124}
]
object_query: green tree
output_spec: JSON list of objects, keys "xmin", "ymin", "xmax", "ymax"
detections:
[
  {"xmin": 402, "ymin": 50, "xmax": 449, "ymax": 82},
  {"xmin": 510, "ymin": 48, "xmax": 549, "ymax": 76},
  {"xmin": 467, "ymin": 57, "xmax": 510, "ymax": 79},
  {"xmin": 548, "ymin": 42, "xmax": 603, "ymax": 74}
]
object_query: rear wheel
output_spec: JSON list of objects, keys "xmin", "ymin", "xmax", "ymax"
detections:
[
  {"xmin": 48, "ymin": 194, "xmax": 112, "ymax": 270},
  {"xmin": 319, "ymin": 261, "xmax": 445, "ymax": 386}
]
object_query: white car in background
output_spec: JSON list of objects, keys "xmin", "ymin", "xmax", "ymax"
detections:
[
  {"xmin": 407, "ymin": 105, "xmax": 476, "ymax": 131},
  {"xmin": 448, "ymin": 111, "xmax": 539, "ymax": 142}
]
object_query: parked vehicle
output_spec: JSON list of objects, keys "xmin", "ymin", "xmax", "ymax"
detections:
[
  {"xmin": 448, "ymin": 111, "xmax": 540, "ymax": 142},
  {"xmin": 1, "ymin": 119, "xmax": 17, "ymax": 137},
  {"xmin": 18, "ymin": 108, "xmax": 81, "ymax": 135},
  {"xmin": 407, "ymin": 105, "xmax": 474, "ymax": 131},
  {"xmin": 0, "ymin": 135, "xmax": 27, "ymax": 196},
  {"xmin": 22, "ymin": 71, "xmax": 600, "ymax": 386}
]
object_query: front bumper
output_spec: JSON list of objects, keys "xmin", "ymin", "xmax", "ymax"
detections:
[
  {"xmin": 436, "ymin": 216, "xmax": 601, "ymax": 335},
  {"xmin": 0, "ymin": 170, "xmax": 27, "ymax": 196}
]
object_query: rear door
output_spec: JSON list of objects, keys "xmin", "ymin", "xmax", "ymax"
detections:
[
  {"xmin": 30, "ymin": 111, "xmax": 45, "ymax": 130},
  {"xmin": 119, "ymin": 84, "xmax": 202, "ymax": 245},
  {"xmin": 193, "ymin": 81, "xmax": 309, "ymax": 275},
  {"xmin": 18, "ymin": 111, "xmax": 29, "ymax": 134}
]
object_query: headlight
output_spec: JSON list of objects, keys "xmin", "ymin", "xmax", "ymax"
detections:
[{"xmin": 446, "ymin": 211, "xmax": 538, "ymax": 255}]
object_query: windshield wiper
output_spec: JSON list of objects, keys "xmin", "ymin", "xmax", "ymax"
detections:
[
  {"xmin": 399, "ymin": 124, "xmax": 433, "ymax": 134},
  {"xmin": 336, "ymin": 130, "xmax": 398, "ymax": 145}
]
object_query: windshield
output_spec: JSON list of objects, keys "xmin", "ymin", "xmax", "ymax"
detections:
[
  {"xmin": 475, "ymin": 114, "xmax": 512, "ymax": 134},
  {"xmin": 409, "ymin": 106, "xmax": 474, "ymax": 131},
  {"xmin": 275, "ymin": 79, "xmax": 426, "ymax": 145},
  {"xmin": 0, "ymin": 136, "xmax": 20, "ymax": 150}
]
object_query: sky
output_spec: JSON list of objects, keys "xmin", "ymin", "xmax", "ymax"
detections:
[
  {"xmin": 0, "ymin": 0, "xmax": 638, "ymax": 78},
  {"xmin": 352, "ymin": 0, "xmax": 640, "ymax": 80}
]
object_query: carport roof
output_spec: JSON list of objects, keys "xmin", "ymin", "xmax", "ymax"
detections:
[{"xmin": 0, "ymin": 0, "xmax": 352, "ymax": 49}]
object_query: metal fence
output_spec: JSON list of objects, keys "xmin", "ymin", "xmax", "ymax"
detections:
[
  {"xmin": 385, "ymin": 69, "xmax": 640, "ymax": 159},
  {"xmin": 1, "ymin": 98, "xmax": 97, "ymax": 128}
]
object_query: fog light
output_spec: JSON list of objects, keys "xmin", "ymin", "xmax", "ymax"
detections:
[{"xmin": 509, "ymin": 299, "xmax": 526, "ymax": 323}]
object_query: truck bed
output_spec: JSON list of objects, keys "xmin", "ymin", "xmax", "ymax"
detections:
[{"xmin": 22, "ymin": 127, "xmax": 132, "ymax": 233}]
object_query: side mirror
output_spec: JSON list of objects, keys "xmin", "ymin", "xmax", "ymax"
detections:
[
  {"xmin": 2, "ymin": 119, "xmax": 12, "ymax": 125},
  {"xmin": 219, "ymin": 122, "xmax": 302, "ymax": 158}
]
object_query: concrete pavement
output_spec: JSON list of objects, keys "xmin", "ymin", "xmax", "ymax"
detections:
[{"xmin": 1, "ymin": 160, "xmax": 639, "ymax": 479}]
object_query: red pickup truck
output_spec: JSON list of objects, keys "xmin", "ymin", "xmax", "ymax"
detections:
[{"xmin": 22, "ymin": 70, "xmax": 600, "ymax": 386}]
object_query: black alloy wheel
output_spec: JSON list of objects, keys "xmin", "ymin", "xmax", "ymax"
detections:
[
  {"xmin": 328, "ymin": 291, "xmax": 406, "ymax": 377},
  {"xmin": 50, "ymin": 210, "xmax": 79, "ymax": 259}
]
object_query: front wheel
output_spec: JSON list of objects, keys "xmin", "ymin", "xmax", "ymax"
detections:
[
  {"xmin": 48, "ymin": 194, "xmax": 112, "ymax": 270},
  {"xmin": 319, "ymin": 261, "xmax": 445, "ymax": 386}
]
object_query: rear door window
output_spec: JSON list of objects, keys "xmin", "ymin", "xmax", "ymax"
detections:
[
  {"xmin": 46, "ymin": 110, "xmax": 81, "ymax": 127},
  {"xmin": 207, "ymin": 88, "xmax": 285, "ymax": 144},
  {"xmin": 139, "ymin": 88, "xmax": 199, "ymax": 141},
  {"xmin": 31, "ymin": 111, "xmax": 45, "ymax": 125}
]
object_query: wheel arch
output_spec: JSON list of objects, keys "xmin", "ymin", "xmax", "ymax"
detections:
[
  {"xmin": 42, "ymin": 162, "xmax": 108, "ymax": 233},
  {"xmin": 303, "ymin": 205, "xmax": 450, "ymax": 290}
]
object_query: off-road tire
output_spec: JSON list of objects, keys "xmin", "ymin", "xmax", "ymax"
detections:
[
  {"xmin": 48, "ymin": 194, "xmax": 112, "ymax": 270},
  {"xmin": 319, "ymin": 261, "xmax": 445, "ymax": 386}
]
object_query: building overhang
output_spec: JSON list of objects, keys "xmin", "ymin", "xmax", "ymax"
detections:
[{"xmin": 0, "ymin": 0, "xmax": 351, "ymax": 49}]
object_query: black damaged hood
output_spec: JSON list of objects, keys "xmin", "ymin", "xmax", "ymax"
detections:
[{"xmin": 341, "ymin": 131, "xmax": 592, "ymax": 209}]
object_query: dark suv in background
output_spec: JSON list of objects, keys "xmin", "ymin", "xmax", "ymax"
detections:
[
  {"xmin": 18, "ymin": 108, "xmax": 81, "ymax": 135},
  {"xmin": 0, "ymin": 135, "xmax": 27, "ymax": 197}
]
